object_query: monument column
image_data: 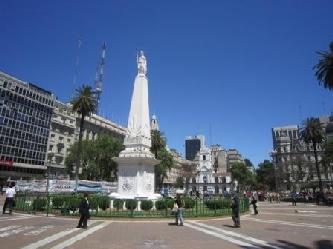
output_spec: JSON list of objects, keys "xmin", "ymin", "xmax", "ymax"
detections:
[{"xmin": 111, "ymin": 51, "xmax": 161, "ymax": 200}]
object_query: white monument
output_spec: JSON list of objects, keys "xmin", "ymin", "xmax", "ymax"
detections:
[{"xmin": 111, "ymin": 51, "xmax": 161, "ymax": 200}]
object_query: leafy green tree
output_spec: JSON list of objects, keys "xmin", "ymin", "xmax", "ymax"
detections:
[
  {"xmin": 91, "ymin": 134, "xmax": 123, "ymax": 181},
  {"xmin": 300, "ymin": 117, "xmax": 325, "ymax": 194},
  {"xmin": 65, "ymin": 134, "xmax": 123, "ymax": 181},
  {"xmin": 174, "ymin": 176, "xmax": 184, "ymax": 189},
  {"xmin": 314, "ymin": 41, "xmax": 333, "ymax": 91},
  {"xmin": 71, "ymin": 85, "xmax": 97, "ymax": 190},
  {"xmin": 230, "ymin": 162, "xmax": 255, "ymax": 191},
  {"xmin": 65, "ymin": 140, "xmax": 93, "ymax": 177},
  {"xmin": 256, "ymin": 160, "xmax": 276, "ymax": 191}
]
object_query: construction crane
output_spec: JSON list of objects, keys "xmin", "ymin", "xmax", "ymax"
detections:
[{"xmin": 93, "ymin": 42, "xmax": 107, "ymax": 114}]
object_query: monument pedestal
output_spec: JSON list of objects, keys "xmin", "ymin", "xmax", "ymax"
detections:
[{"xmin": 110, "ymin": 156, "xmax": 161, "ymax": 200}]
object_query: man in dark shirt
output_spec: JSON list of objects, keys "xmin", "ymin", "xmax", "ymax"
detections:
[
  {"xmin": 231, "ymin": 194, "xmax": 240, "ymax": 228},
  {"xmin": 77, "ymin": 193, "xmax": 90, "ymax": 229}
]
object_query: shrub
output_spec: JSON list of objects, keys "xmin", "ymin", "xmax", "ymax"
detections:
[
  {"xmin": 125, "ymin": 199, "xmax": 137, "ymax": 210},
  {"xmin": 205, "ymin": 198, "xmax": 231, "ymax": 210},
  {"xmin": 52, "ymin": 196, "xmax": 64, "ymax": 209},
  {"xmin": 32, "ymin": 198, "xmax": 47, "ymax": 211},
  {"xmin": 98, "ymin": 196, "xmax": 110, "ymax": 210},
  {"xmin": 89, "ymin": 195, "xmax": 100, "ymax": 210},
  {"xmin": 155, "ymin": 199, "xmax": 167, "ymax": 210},
  {"xmin": 184, "ymin": 197, "xmax": 195, "ymax": 209},
  {"xmin": 166, "ymin": 198, "xmax": 175, "ymax": 209},
  {"xmin": 140, "ymin": 200, "xmax": 153, "ymax": 211},
  {"xmin": 113, "ymin": 199, "xmax": 124, "ymax": 210},
  {"xmin": 64, "ymin": 196, "xmax": 80, "ymax": 211}
]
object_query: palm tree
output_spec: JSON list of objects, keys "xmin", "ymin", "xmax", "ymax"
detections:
[
  {"xmin": 300, "ymin": 117, "xmax": 325, "ymax": 194},
  {"xmin": 151, "ymin": 130, "xmax": 166, "ymax": 158},
  {"xmin": 71, "ymin": 85, "xmax": 97, "ymax": 191},
  {"xmin": 314, "ymin": 41, "xmax": 333, "ymax": 91}
]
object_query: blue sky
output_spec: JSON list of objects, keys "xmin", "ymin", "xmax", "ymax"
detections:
[{"xmin": 1, "ymin": 1, "xmax": 332, "ymax": 166}]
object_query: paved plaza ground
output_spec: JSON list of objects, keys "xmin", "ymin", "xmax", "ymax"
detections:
[{"xmin": 0, "ymin": 202, "xmax": 332, "ymax": 249}]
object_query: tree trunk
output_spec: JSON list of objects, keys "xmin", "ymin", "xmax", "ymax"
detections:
[
  {"xmin": 313, "ymin": 142, "xmax": 323, "ymax": 194},
  {"xmin": 75, "ymin": 113, "xmax": 85, "ymax": 192}
]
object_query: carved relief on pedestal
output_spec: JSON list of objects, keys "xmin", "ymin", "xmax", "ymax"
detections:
[
  {"xmin": 121, "ymin": 178, "xmax": 133, "ymax": 192},
  {"xmin": 145, "ymin": 183, "xmax": 152, "ymax": 192}
]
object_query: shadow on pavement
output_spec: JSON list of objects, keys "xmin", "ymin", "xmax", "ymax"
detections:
[
  {"xmin": 222, "ymin": 224, "xmax": 238, "ymax": 228},
  {"xmin": 243, "ymin": 239, "xmax": 333, "ymax": 249},
  {"xmin": 315, "ymin": 240, "xmax": 333, "ymax": 249},
  {"xmin": 167, "ymin": 222, "xmax": 178, "ymax": 226}
]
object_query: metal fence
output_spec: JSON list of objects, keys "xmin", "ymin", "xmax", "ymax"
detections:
[{"xmin": 14, "ymin": 193, "xmax": 249, "ymax": 218}]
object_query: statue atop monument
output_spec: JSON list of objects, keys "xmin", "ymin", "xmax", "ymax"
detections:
[{"xmin": 137, "ymin": 50, "xmax": 147, "ymax": 76}]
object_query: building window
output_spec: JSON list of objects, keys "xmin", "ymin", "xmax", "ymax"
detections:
[{"xmin": 203, "ymin": 155, "xmax": 206, "ymax": 161}]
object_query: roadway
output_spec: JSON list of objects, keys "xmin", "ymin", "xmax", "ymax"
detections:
[{"xmin": 0, "ymin": 202, "xmax": 332, "ymax": 249}]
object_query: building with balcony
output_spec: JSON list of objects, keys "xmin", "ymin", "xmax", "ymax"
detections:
[
  {"xmin": 271, "ymin": 120, "xmax": 333, "ymax": 191},
  {"xmin": 227, "ymin": 149, "xmax": 245, "ymax": 169},
  {"xmin": 47, "ymin": 100, "xmax": 127, "ymax": 177}
]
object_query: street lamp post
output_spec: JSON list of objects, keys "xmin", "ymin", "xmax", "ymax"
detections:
[{"xmin": 46, "ymin": 161, "xmax": 50, "ymax": 217}]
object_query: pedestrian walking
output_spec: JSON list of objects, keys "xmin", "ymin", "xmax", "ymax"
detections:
[
  {"xmin": 231, "ymin": 194, "xmax": 240, "ymax": 228},
  {"xmin": 77, "ymin": 193, "xmax": 90, "ymax": 229},
  {"xmin": 251, "ymin": 196, "xmax": 258, "ymax": 215},
  {"xmin": 291, "ymin": 192, "xmax": 297, "ymax": 206},
  {"xmin": 3, "ymin": 182, "xmax": 16, "ymax": 215},
  {"xmin": 315, "ymin": 191, "xmax": 320, "ymax": 205},
  {"xmin": 276, "ymin": 192, "xmax": 281, "ymax": 203},
  {"xmin": 175, "ymin": 192, "xmax": 185, "ymax": 226}
]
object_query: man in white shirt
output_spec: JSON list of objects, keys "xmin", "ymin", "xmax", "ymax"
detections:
[{"xmin": 3, "ymin": 182, "xmax": 16, "ymax": 215}]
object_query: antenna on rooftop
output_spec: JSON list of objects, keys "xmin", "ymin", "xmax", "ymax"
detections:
[
  {"xmin": 93, "ymin": 42, "xmax": 107, "ymax": 114},
  {"xmin": 72, "ymin": 38, "xmax": 82, "ymax": 86}
]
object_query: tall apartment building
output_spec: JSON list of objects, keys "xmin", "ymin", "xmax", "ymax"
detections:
[
  {"xmin": 185, "ymin": 135, "xmax": 205, "ymax": 160},
  {"xmin": 0, "ymin": 71, "xmax": 54, "ymax": 179},
  {"xmin": 0, "ymin": 71, "xmax": 127, "ymax": 180},
  {"xmin": 227, "ymin": 149, "xmax": 245, "ymax": 169}
]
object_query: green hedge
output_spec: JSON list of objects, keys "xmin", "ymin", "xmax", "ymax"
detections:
[
  {"xmin": 64, "ymin": 196, "xmax": 80, "ymax": 211},
  {"xmin": 113, "ymin": 199, "xmax": 124, "ymax": 210},
  {"xmin": 99, "ymin": 196, "xmax": 110, "ymax": 210},
  {"xmin": 184, "ymin": 197, "xmax": 195, "ymax": 209},
  {"xmin": 14, "ymin": 194, "xmax": 248, "ymax": 218},
  {"xmin": 140, "ymin": 200, "xmax": 153, "ymax": 211},
  {"xmin": 166, "ymin": 199, "xmax": 175, "ymax": 209},
  {"xmin": 52, "ymin": 196, "xmax": 64, "ymax": 209},
  {"xmin": 155, "ymin": 199, "xmax": 167, "ymax": 210},
  {"xmin": 125, "ymin": 199, "xmax": 137, "ymax": 210},
  {"xmin": 33, "ymin": 198, "xmax": 47, "ymax": 211},
  {"xmin": 205, "ymin": 198, "xmax": 231, "ymax": 210}
]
